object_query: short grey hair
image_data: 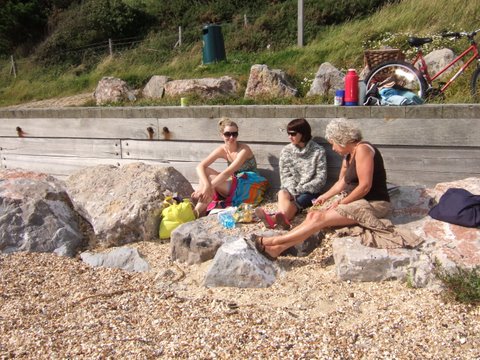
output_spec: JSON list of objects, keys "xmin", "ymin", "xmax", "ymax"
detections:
[{"xmin": 325, "ymin": 118, "xmax": 362, "ymax": 147}]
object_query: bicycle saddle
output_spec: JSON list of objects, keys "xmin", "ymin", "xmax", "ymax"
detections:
[{"xmin": 408, "ymin": 37, "xmax": 433, "ymax": 47}]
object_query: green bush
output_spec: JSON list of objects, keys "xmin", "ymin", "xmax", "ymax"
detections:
[
  {"xmin": 35, "ymin": 0, "xmax": 155, "ymax": 64},
  {"xmin": 435, "ymin": 263, "xmax": 480, "ymax": 305},
  {"xmin": 0, "ymin": 0, "xmax": 51, "ymax": 56}
]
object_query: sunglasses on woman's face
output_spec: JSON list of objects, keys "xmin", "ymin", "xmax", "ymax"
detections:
[
  {"xmin": 223, "ymin": 131, "xmax": 238, "ymax": 138},
  {"xmin": 287, "ymin": 131, "xmax": 298, "ymax": 136}
]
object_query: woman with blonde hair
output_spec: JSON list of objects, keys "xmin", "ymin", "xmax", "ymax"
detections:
[
  {"xmin": 192, "ymin": 117, "xmax": 268, "ymax": 217},
  {"xmin": 254, "ymin": 118, "xmax": 421, "ymax": 260}
]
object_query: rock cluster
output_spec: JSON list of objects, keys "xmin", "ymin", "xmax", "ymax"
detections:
[
  {"xmin": 93, "ymin": 48, "xmax": 455, "ymax": 104},
  {"xmin": 0, "ymin": 163, "xmax": 192, "ymax": 256},
  {"xmin": 0, "ymin": 164, "xmax": 478, "ymax": 290}
]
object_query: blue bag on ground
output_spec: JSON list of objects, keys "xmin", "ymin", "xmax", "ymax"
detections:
[{"xmin": 428, "ymin": 188, "xmax": 480, "ymax": 228}]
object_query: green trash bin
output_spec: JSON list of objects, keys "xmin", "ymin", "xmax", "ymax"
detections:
[{"xmin": 202, "ymin": 24, "xmax": 226, "ymax": 64}]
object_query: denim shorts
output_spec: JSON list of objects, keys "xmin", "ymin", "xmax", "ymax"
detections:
[
  {"xmin": 294, "ymin": 192, "xmax": 319, "ymax": 211},
  {"xmin": 280, "ymin": 189, "xmax": 319, "ymax": 212}
]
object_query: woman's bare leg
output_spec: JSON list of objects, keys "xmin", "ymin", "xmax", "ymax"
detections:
[
  {"xmin": 194, "ymin": 168, "xmax": 231, "ymax": 217},
  {"xmin": 277, "ymin": 189, "xmax": 297, "ymax": 221},
  {"xmin": 260, "ymin": 209, "xmax": 358, "ymax": 258}
]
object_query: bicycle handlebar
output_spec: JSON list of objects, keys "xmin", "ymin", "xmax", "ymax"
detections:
[
  {"xmin": 441, "ymin": 32, "xmax": 461, "ymax": 38},
  {"xmin": 441, "ymin": 29, "xmax": 480, "ymax": 39}
]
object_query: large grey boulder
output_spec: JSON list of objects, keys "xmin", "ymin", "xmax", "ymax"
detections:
[
  {"xmin": 421, "ymin": 48, "xmax": 457, "ymax": 81},
  {"xmin": 245, "ymin": 64, "xmax": 298, "ymax": 99},
  {"xmin": 0, "ymin": 169, "xmax": 86, "ymax": 257},
  {"xmin": 170, "ymin": 216, "xmax": 236, "ymax": 265},
  {"xmin": 94, "ymin": 76, "xmax": 136, "ymax": 105},
  {"xmin": 164, "ymin": 76, "xmax": 238, "ymax": 98},
  {"xmin": 333, "ymin": 237, "xmax": 433, "ymax": 287},
  {"xmin": 204, "ymin": 237, "xmax": 279, "ymax": 288},
  {"xmin": 307, "ymin": 62, "xmax": 345, "ymax": 97},
  {"xmin": 142, "ymin": 75, "xmax": 171, "ymax": 99},
  {"xmin": 388, "ymin": 185, "xmax": 432, "ymax": 224},
  {"xmin": 81, "ymin": 247, "xmax": 150, "ymax": 272},
  {"xmin": 65, "ymin": 162, "xmax": 194, "ymax": 247}
]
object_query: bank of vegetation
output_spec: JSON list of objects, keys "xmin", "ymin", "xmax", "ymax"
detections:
[{"xmin": 0, "ymin": 0, "xmax": 478, "ymax": 106}]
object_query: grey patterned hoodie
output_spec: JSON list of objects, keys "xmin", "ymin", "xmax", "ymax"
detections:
[{"xmin": 279, "ymin": 140, "xmax": 327, "ymax": 196}]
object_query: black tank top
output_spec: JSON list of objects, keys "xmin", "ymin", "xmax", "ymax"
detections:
[{"xmin": 344, "ymin": 141, "xmax": 390, "ymax": 202}]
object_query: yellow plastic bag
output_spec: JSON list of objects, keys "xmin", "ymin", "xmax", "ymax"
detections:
[{"xmin": 159, "ymin": 197, "xmax": 196, "ymax": 239}]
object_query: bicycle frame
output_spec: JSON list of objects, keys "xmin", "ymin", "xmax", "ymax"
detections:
[{"xmin": 412, "ymin": 41, "xmax": 479, "ymax": 93}]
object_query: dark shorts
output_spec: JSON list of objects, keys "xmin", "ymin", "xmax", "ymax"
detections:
[
  {"xmin": 279, "ymin": 189, "xmax": 319, "ymax": 212},
  {"xmin": 294, "ymin": 192, "xmax": 319, "ymax": 210}
]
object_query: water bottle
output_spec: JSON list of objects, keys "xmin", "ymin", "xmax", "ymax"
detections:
[
  {"xmin": 344, "ymin": 69, "xmax": 359, "ymax": 106},
  {"xmin": 334, "ymin": 89, "xmax": 344, "ymax": 106},
  {"xmin": 218, "ymin": 211, "xmax": 235, "ymax": 229}
]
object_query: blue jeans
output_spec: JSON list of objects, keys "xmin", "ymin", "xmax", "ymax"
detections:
[
  {"xmin": 279, "ymin": 189, "xmax": 319, "ymax": 213},
  {"xmin": 294, "ymin": 192, "xmax": 319, "ymax": 210}
]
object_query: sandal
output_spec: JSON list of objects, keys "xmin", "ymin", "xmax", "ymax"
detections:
[
  {"xmin": 254, "ymin": 207, "xmax": 276, "ymax": 229},
  {"xmin": 252, "ymin": 234, "xmax": 277, "ymax": 261},
  {"xmin": 275, "ymin": 212, "xmax": 292, "ymax": 230}
]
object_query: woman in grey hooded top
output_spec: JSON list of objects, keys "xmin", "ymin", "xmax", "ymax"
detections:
[{"xmin": 255, "ymin": 118, "xmax": 327, "ymax": 229}]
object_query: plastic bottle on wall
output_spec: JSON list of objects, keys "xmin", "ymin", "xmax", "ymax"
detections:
[{"xmin": 344, "ymin": 69, "xmax": 359, "ymax": 106}]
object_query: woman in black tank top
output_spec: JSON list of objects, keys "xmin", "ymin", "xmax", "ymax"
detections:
[
  {"xmin": 254, "ymin": 118, "xmax": 393, "ymax": 260},
  {"xmin": 343, "ymin": 141, "xmax": 390, "ymax": 202}
]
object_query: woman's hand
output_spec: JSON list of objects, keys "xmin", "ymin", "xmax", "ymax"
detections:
[
  {"xmin": 201, "ymin": 186, "xmax": 214, "ymax": 202},
  {"xmin": 191, "ymin": 190, "xmax": 201, "ymax": 201},
  {"xmin": 312, "ymin": 196, "xmax": 327, "ymax": 206},
  {"xmin": 327, "ymin": 199, "xmax": 341, "ymax": 210},
  {"xmin": 191, "ymin": 185, "xmax": 214, "ymax": 203}
]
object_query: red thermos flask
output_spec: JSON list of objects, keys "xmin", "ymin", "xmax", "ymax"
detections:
[{"xmin": 344, "ymin": 69, "xmax": 359, "ymax": 106}]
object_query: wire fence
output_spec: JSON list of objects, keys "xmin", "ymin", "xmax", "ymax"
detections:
[
  {"xmin": 0, "ymin": 35, "xmax": 175, "ymax": 81},
  {"xmin": 0, "ymin": 15, "xmax": 257, "ymax": 81}
]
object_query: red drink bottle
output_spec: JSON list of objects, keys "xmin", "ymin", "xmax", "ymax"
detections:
[{"xmin": 344, "ymin": 69, "xmax": 359, "ymax": 106}]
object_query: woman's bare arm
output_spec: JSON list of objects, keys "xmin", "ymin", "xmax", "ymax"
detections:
[
  {"xmin": 339, "ymin": 144, "xmax": 374, "ymax": 205},
  {"xmin": 313, "ymin": 158, "xmax": 348, "ymax": 205},
  {"xmin": 210, "ymin": 144, "xmax": 252, "ymax": 187}
]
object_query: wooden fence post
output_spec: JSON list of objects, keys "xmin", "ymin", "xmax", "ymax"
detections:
[
  {"xmin": 297, "ymin": 0, "xmax": 304, "ymax": 47},
  {"xmin": 244, "ymin": 14, "xmax": 248, "ymax": 27},
  {"xmin": 108, "ymin": 38, "xmax": 113, "ymax": 56},
  {"xmin": 174, "ymin": 26, "xmax": 182, "ymax": 48},
  {"xmin": 10, "ymin": 55, "xmax": 17, "ymax": 78}
]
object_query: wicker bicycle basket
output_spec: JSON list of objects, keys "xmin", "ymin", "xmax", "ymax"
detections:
[{"xmin": 363, "ymin": 48, "xmax": 406, "ymax": 70}]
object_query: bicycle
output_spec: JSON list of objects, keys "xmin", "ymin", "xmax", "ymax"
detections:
[{"xmin": 364, "ymin": 29, "xmax": 480, "ymax": 101}]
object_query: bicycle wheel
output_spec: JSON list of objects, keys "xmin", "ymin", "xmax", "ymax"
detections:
[
  {"xmin": 470, "ymin": 66, "xmax": 480, "ymax": 102},
  {"xmin": 365, "ymin": 61, "xmax": 428, "ymax": 99}
]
